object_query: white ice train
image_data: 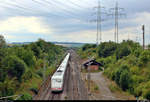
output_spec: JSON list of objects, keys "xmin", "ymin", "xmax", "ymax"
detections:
[{"xmin": 51, "ymin": 53, "xmax": 70, "ymax": 92}]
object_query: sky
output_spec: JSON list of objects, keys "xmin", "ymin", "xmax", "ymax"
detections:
[{"xmin": 0, "ymin": 0, "xmax": 150, "ymax": 45}]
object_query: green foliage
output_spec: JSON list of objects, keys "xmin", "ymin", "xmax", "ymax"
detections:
[
  {"xmin": 29, "ymin": 43, "xmax": 42, "ymax": 58},
  {"xmin": 119, "ymin": 70, "xmax": 131, "ymax": 91},
  {"xmin": 109, "ymin": 83, "xmax": 121, "ymax": 93},
  {"xmin": 22, "ymin": 69, "xmax": 33, "ymax": 81},
  {"xmin": 114, "ymin": 65, "xmax": 129, "ymax": 85},
  {"xmin": 97, "ymin": 41, "xmax": 118, "ymax": 58},
  {"xmin": 2, "ymin": 55, "xmax": 27, "ymax": 82},
  {"xmin": 0, "ymin": 36, "xmax": 65, "ymax": 99},
  {"xmin": 0, "ymin": 76, "xmax": 17, "ymax": 97},
  {"xmin": 14, "ymin": 47, "xmax": 36, "ymax": 67},
  {"xmin": 143, "ymin": 89, "xmax": 150, "ymax": 100},
  {"xmin": 0, "ymin": 35, "xmax": 6, "ymax": 48},
  {"xmin": 82, "ymin": 44, "xmax": 96, "ymax": 51},
  {"xmin": 20, "ymin": 92, "xmax": 32, "ymax": 100},
  {"xmin": 116, "ymin": 45, "xmax": 131, "ymax": 60},
  {"xmin": 94, "ymin": 85, "xmax": 99, "ymax": 91},
  {"xmin": 139, "ymin": 50, "xmax": 150, "ymax": 65},
  {"xmin": 30, "ymin": 87, "xmax": 38, "ymax": 95},
  {"xmin": 36, "ymin": 69, "xmax": 43, "ymax": 78},
  {"xmin": 79, "ymin": 40, "xmax": 150, "ymax": 99}
]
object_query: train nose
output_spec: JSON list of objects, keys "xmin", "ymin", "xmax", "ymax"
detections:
[{"xmin": 51, "ymin": 88, "xmax": 62, "ymax": 91}]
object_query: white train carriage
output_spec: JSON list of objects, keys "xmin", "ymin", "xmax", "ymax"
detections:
[{"xmin": 51, "ymin": 53, "xmax": 70, "ymax": 92}]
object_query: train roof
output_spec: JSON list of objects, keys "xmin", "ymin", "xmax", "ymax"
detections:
[
  {"xmin": 52, "ymin": 70, "xmax": 64, "ymax": 79},
  {"xmin": 51, "ymin": 53, "xmax": 70, "ymax": 79}
]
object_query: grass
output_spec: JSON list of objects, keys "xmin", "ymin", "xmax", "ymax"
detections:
[
  {"xmin": 108, "ymin": 80, "xmax": 135, "ymax": 100},
  {"xmin": 84, "ymin": 79, "xmax": 100, "ymax": 94},
  {"xmin": 109, "ymin": 81, "xmax": 122, "ymax": 93},
  {"xmin": 64, "ymin": 96, "xmax": 68, "ymax": 100}
]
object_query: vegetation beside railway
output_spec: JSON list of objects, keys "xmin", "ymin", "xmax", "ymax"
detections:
[
  {"xmin": 78, "ymin": 40, "xmax": 150, "ymax": 100},
  {"xmin": 0, "ymin": 35, "xmax": 66, "ymax": 100}
]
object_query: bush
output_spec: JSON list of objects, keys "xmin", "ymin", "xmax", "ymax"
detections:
[
  {"xmin": 143, "ymin": 89, "xmax": 150, "ymax": 100},
  {"xmin": 36, "ymin": 70, "xmax": 43, "ymax": 78},
  {"xmin": 20, "ymin": 92, "xmax": 32, "ymax": 100},
  {"xmin": 114, "ymin": 65, "xmax": 129, "ymax": 89},
  {"xmin": 82, "ymin": 44, "xmax": 96, "ymax": 51},
  {"xmin": 30, "ymin": 88, "xmax": 38, "ymax": 95},
  {"xmin": 97, "ymin": 42, "xmax": 118, "ymax": 58},
  {"xmin": 94, "ymin": 85, "xmax": 99, "ymax": 91},
  {"xmin": 22, "ymin": 69, "xmax": 32, "ymax": 81},
  {"xmin": 139, "ymin": 50, "xmax": 150, "ymax": 65},
  {"xmin": 2, "ymin": 55, "xmax": 27, "ymax": 82},
  {"xmin": 109, "ymin": 83, "xmax": 121, "ymax": 92},
  {"xmin": 116, "ymin": 46, "xmax": 131, "ymax": 60},
  {"xmin": 119, "ymin": 70, "xmax": 131, "ymax": 91}
]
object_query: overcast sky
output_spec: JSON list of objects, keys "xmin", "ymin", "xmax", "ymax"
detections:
[{"xmin": 0, "ymin": 0, "xmax": 150, "ymax": 45}]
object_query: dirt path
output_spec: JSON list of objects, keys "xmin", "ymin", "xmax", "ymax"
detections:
[
  {"xmin": 87, "ymin": 71, "xmax": 135, "ymax": 100},
  {"xmin": 90, "ymin": 72, "xmax": 117, "ymax": 100}
]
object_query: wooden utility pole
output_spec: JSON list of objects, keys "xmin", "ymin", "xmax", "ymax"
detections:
[
  {"xmin": 87, "ymin": 64, "xmax": 90, "ymax": 91},
  {"xmin": 87, "ymin": 63, "xmax": 91, "ymax": 96},
  {"xmin": 142, "ymin": 25, "xmax": 145, "ymax": 50}
]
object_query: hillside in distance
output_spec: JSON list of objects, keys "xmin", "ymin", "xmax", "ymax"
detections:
[{"xmin": 9, "ymin": 42, "xmax": 92, "ymax": 48}]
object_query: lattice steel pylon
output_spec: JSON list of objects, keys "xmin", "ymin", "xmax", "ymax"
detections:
[
  {"xmin": 89, "ymin": 0, "xmax": 107, "ymax": 45},
  {"xmin": 108, "ymin": 2, "xmax": 126, "ymax": 43}
]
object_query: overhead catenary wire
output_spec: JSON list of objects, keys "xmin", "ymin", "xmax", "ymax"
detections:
[
  {"xmin": 42, "ymin": 0, "xmax": 82, "ymax": 18},
  {"xmin": 1, "ymin": 0, "xmax": 72, "ymax": 19},
  {"xmin": 31, "ymin": 0, "xmax": 76, "ymax": 19},
  {"xmin": 66, "ymin": 0, "xmax": 87, "ymax": 9},
  {"xmin": 34, "ymin": 0, "xmax": 86, "ymax": 20},
  {"xmin": 0, "ymin": 1, "xmax": 43, "ymax": 15},
  {"xmin": 31, "ymin": 0, "xmax": 71, "ymax": 18},
  {"xmin": 0, "ymin": 0, "xmax": 93, "ymax": 29},
  {"xmin": 5, "ymin": 0, "xmax": 90, "ymax": 21}
]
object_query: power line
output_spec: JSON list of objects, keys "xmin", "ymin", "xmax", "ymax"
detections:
[
  {"xmin": 67, "ymin": 0, "xmax": 87, "ymax": 9},
  {"xmin": 31, "ymin": 0, "xmax": 70, "ymax": 18},
  {"xmin": 108, "ymin": 2, "xmax": 126, "ymax": 43},
  {"xmin": 1, "ymin": 1, "xmax": 42, "ymax": 15},
  {"xmin": 90, "ymin": 0, "xmax": 107, "ymax": 45},
  {"xmin": 34, "ymin": 0, "xmax": 83, "ymax": 20},
  {"xmin": 41, "ymin": 0, "xmax": 79, "ymax": 16}
]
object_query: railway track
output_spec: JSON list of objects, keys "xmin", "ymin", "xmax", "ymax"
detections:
[
  {"xmin": 33, "ymin": 50, "xmax": 88, "ymax": 100},
  {"xmin": 48, "ymin": 93, "xmax": 61, "ymax": 100}
]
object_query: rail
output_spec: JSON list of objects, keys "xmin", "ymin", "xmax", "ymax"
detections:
[{"xmin": 33, "ymin": 52, "xmax": 68, "ymax": 100}]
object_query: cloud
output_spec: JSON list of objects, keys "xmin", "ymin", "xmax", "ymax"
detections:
[
  {"xmin": 53, "ymin": 25, "xmax": 141, "ymax": 44},
  {"xmin": 0, "ymin": 16, "xmax": 53, "ymax": 34}
]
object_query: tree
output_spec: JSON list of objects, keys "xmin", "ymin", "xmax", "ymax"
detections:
[
  {"xmin": 29, "ymin": 43, "xmax": 42, "ymax": 58},
  {"xmin": 139, "ymin": 50, "xmax": 150, "ymax": 65},
  {"xmin": 2, "ymin": 55, "xmax": 27, "ymax": 82},
  {"xmin": 119, "ymin": 70, "xmax": 131, "ymax": 91},
  {"xmin": 36, "ymin": 38, "xmax": 46, "ymax": 52},
  {"xmin": 0, "ymin": 35, "xmax": 6, "ymax": 48},
  {"xmin": 116, "ymin": 46, "xmax": 131, "ymax": 60},
  {"xmin": 14, "ymin": 47, "xmax": 36, "ymax": 67},
  {"xmin": 115, "ymin": 65, "xmax": 129, "ymax": 86},
  {"xmin": 143, "ymin": 89, "xmax": 150, "ymax": 100},
  {"xmin": 0, "ymin": 76, "xmax": 17, "ymax": 97},
  {"xmin": 82, "ymin": 44, "xmax": 97, "ymax": 51},
  {"xmin": 97, "ymin": 42, "xmax": 118, "ymax": 58}
]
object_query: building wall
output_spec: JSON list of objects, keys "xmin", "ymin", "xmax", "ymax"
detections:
[{"xmin": 89, "ymin": 65, "xmax": 99, "ymax": 70}]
